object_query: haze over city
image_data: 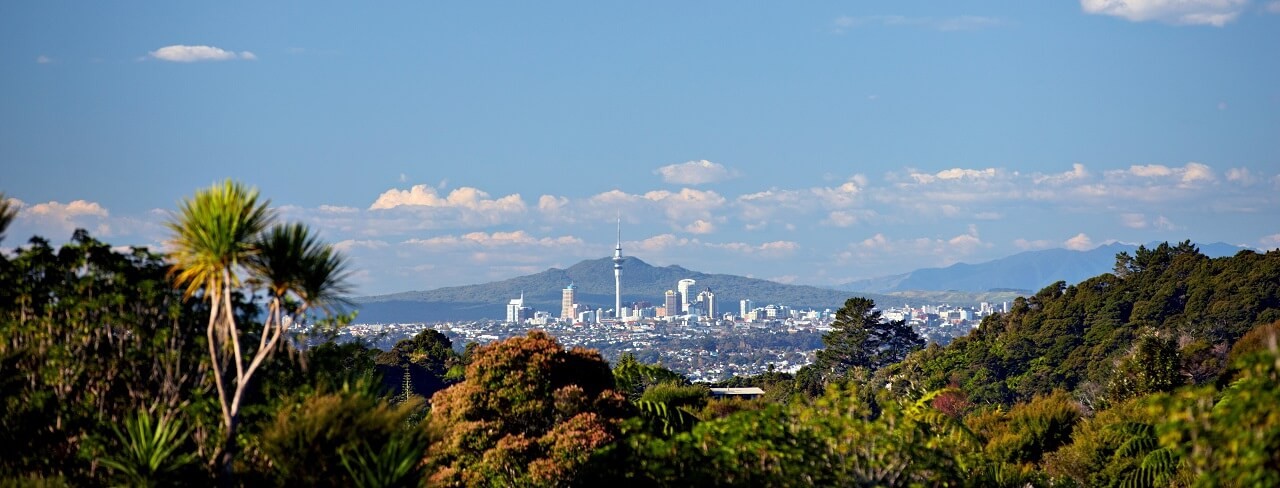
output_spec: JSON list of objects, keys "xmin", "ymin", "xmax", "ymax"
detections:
[{"xmin": 4, "ymin": 1, "xmax": 1278, "ymax": 295}]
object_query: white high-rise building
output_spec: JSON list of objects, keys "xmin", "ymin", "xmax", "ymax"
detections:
[
  {"xmin": 506, "ymin": 292, "xmax": 527, "ymax": 323},
  {"xmin": 697, "ymin": 289, "xmax": 715, "ymax": 318},
  {"xmin": 677, "ymin": 279, "xmax": 696, "ymax": 313}
]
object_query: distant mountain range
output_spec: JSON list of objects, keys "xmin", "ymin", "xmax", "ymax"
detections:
[
  {"xmin": 836, "ymin": 242, "xmax": 1248, "ymax": 293},
  {"xmin": 353, "ymin": 257, "xmax": 911, "ymax": 323}
]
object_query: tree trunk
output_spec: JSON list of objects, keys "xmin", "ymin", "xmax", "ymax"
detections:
[{"xmin": 218, "ymin": 416, "xmax": 238, "ymax": 486}]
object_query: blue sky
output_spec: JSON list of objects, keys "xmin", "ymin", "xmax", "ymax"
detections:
[{"xmin": 3, "ymin": 1, "xmax": 1279, "ymax": 295}]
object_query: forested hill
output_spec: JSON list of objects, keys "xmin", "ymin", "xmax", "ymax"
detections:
[
  {"xmin": 353, "ymin": 257, "xmax": 907, "ymax": 322},
  {"xmin": 882, "ymin": 242, "xmax": 1280, "ymax": 407}
]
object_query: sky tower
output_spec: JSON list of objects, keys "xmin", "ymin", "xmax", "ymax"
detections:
[{"xmin": 613, "ymin": 216, "xmax": 624, "ymax": 319}]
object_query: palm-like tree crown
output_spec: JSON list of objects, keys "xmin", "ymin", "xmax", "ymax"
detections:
[
  {"xmin": 166, "ymin": 180, "xmax": 275, "ymax": 299},
  {"xmin": 248, "ymin": 222, "xmax": 351, "ymax": 312},
  {"xmin": 0, "ymin": 192, "xmax": 16, "ymax": 243}
]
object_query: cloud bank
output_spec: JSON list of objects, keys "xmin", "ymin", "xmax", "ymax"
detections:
[{"xmin": 1080, "ymin": 0, "xmax": 1249, "ymax": 26}]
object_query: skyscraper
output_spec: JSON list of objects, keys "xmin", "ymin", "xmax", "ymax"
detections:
[
  {"xmin": 740, "ymin": 299, "xmax": 752, "ymax": 319},
  {"xmin": 613, "ymin": 217, "xmax": 624, "ymax": 319},
  {"xmin": 506, "ymin": 292, "xmax": 526, "ymax": 323},
  {"xmin": 697, "ymin": 288, "xmax": 715, "ymax": 318},
  {"xmin": 677, "ymin": 278, "xmax": 696, "ymax": 313},
  {"xmin": 664, "ymin": 290, "xmax": 678, "ymax": 317},
  {"xmin": 561, "ymin": 283, "xmax": 576, "ymax": 321}
]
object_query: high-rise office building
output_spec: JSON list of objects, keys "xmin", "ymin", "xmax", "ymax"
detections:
[
  {"xmin": 697, "ymin": 288, "xmax": 715, "ymax": 318},
  {"xmin": 740, "ymin": 299, "xmax": 752, "ymax": 319},
  {"xmin": 663, "ymin": 290, "xmax": 678, "ymax": 317},
  {"xmin": 506, "ymin": 292, "xmax": 528, "ymax": 323},
  {"xmin": 561, "ymin": 283, "xmax": 576, "ymax": 321},
  {"xmin": 677, "ymin": 279, "xmax": 696, "ymax": 313}
]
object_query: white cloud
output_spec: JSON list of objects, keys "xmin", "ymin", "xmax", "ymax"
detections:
[
  {"xmin": 581, "ymin": 188, "xmax": 726, "ymax": 232},
  {"xmin": 13, "ymin": 199, "xmax": 113, "ymax": 237},
  {"xmin": 629, "ymin": 234, "xmax": 695, "ymax": 253},
  {"xmin": 36, "ymin": 55, "xmax": 53, "ymax": 64},
  {"xmin": 148, "ymin": 45, "xmax": 257, "ymax": 62},
  {"xmin": 1261, "ymin": 233, "xmax": 1280, "ymax": 249},
  {"xmin": 333, "ymin": 239, "xmax": 389, "ymax": 253},
  {"xmin": 1080, "ymin": 0, "xmax": 1248, "ymax": 26},
  {"xmin": 654, "ymin": 160, "xmax": 739, "ymax": 185},
  {"xmin": 1014, "ymin": 238, "xmax": 1053, "ymax": 250},
  {"xmin": 1268, "ymin": 1, "xmax": 1280, "ymax": 13},
  {"xmin": 909, "ymin": 167, "xmax": 998, "ymax": 184},
  {"xmin": 736, "ymin": 175, "xmax": 868, "ymax": 227},
  {"xmin": 811, "ymin": 175, "xmax": 867, "ymax": 207},
  {"xmin": 1034, "ymin": 163, "xmax": 1090, "ymax": 184},
  {"xmin": 845, "ymin": 227, "xmax": 987, "ymax": 266},
  {"xmin": 1128, "ymin": 164, "xmax": 1174, "ymax": 177},
  {"xmin": 370, "ymin": 185, "xmax": 526, "ymax": 213},
  {"xmin": 1065, "ymin": 233, "xmax": 1094, "ymax": 251},
  {"xmin": 822, "ymin": 211, "xmax": 861, "ymax": 227},
  {"xmin": 1180, "ymin": 162, "xmax": 1215, "ymax": 184},
  {"xmin": 1153, "ymin": 215, "xmax": 1181, "ymax": 231},
  {"xmin": 1226, "ymin": 167, "xmax": 1256, "ymax": 186},
  {"xmin": 684, "ymin": 220, "xmax": 716, "ymax": 234},
  {"xmin": 834, "ymin": 15, "xmax": 1002, "ymax": 32},
  {"xmin": 404, "ymin": 231, "xmax": 582, "ymax": 250},
  {"xmin": 317, "ymin": 205, "xmax": 359, "ymax": 214},
  {"xmin": 706, "ymin": 240, "xmax": 799, "ymax": 257},
  {"xmin": 537, "ymin": 195, "xmax": 569, "ymax": 213},
  {"xmin": 24, "ymin": 199, "xmax": 108, "ymax": 218},
  {"xmin": 1121, "ymin": 213, "xmax": 1148, "ymax": 229}
]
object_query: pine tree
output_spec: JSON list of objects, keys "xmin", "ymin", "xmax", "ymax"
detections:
[{"xmin": 815, "ymin": 297, "xmax": 923, "ymax": 380}]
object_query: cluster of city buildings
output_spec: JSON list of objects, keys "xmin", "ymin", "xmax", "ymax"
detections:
[
  {"xmin": 335, "ymin": 222, "xmax": 1016, "ymax": 381},
  {"xmin": 505, "ymin": 278, "xmax": 725, "ymax": 326}
]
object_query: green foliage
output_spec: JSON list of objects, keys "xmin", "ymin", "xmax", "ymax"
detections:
[
  {"xmin": 256, "ymin": 383, "xmax": 427, "ymax": 487},
  {"xmin": 375, "ymin": 329, "xmax": 462, "ymax": 402},
  {"xmin": 813, "ymin": 297, "xmax": 924, "ymax": 387},
  {"xmin": 0, "ymin": 231, "xmax": 214, "ymax": 481},
  {"xmin": 969, "ymin": 390, "xmax": 1081, "ymax": 467},
  {"xmin": 338, "ymin": 432, "xmax": 429, "ymax": 488},
  {"xmin": 634, "ymin": 400, "xmax": 701, "ymax": 437},
  {"xmin": 896, "ymin": 244, "xmax": 1280, "ymax": 407},
  {"xmin": 96, "ymin": 410, "xmax": 198, "ymax": 487},
  {"xmin": 0, "ymin": 192, "xmax": 14, "ymax": 243},
  {"xmin": 1107, "ymin": 333, "xmax": 1182, "ymax": 403},
  {"xmin": 611, "ymin": 352, "xmax": 689, "ymax": 401}
]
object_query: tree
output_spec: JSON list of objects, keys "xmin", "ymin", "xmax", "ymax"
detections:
[
  {"xmin": 166, "ymin": 180, "xmax": 349, "ymax": 481},
  {"xmin": 814, "ymin": 297, "xmax": 923, "ymax": 381},
  {"xmin": 375, "ymin": 329, "xmax": 462, "ymax": 401},
  {"xmin": 426, "ymin": 331, "xmax": 631, "ymax": 487},
  {"xmin": 0, "ymin": 231, "xmax": 211, "ymax": 481},
  {"xmin": 0, "ymin": 192, "xmax": 15, "ymax": 243}
]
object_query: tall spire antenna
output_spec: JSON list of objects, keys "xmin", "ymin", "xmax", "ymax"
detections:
[{"xmin": 613, "ymin": 213, "xmax": 624, "ymax": 320}]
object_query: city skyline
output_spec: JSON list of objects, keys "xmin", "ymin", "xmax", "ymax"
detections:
[{"xmin": 3, "ymin": 2, "xmax": 1278, "ymax": 295}]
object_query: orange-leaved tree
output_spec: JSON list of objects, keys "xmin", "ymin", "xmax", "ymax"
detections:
[{"xmin": 426, "ymin": 331, "xmax": 631, "ymax": 487}]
